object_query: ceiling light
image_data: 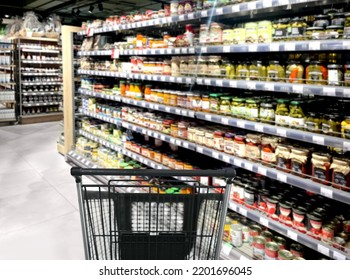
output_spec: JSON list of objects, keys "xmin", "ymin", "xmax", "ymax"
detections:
[
  {"xmin": 98, "ymin": 3, "xmax": 103, "ymax": 11},
  {"xmin": 89, "ymin": 5, "xmax": 94, "ymax": 13}
]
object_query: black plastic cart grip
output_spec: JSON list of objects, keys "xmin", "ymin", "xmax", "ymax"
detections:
[{"xmin": 71, "ymin": 166, "xmax": 235, "ymax": 178}]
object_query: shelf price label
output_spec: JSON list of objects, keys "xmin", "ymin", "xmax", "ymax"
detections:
[
  {"xmin": 276, "ymin": 128, "xmax": 287, "ymax": 137},
  {"xmin": 259, "ymin": 217, "xmax": 269, "ymax": 227},
  {"xmin": 234, "ymin": 158, "xmax": 242, "ymax": 167},
  {"xmin": 323, "ymin": 87, "xmax": 336, "ymax": 96},
  {"xmin": 216, "ymin": 7, "xmax": 224, "ymax": 15},
  {"xmin": 284, "ymin": 42, "xmax": 295, "ymax": 51},
  {"xmin": 244, "ymin": 162, "xmax": 253, "ymax": 171},
  {"xmin": 205, "ymin": 114, "xmax": 212, "ymax": 121},
  {"xmin": 237, "ymin": 120, "xmax": 245, "ymax": 128},
  {"xmin": 320, "ymin": 187, "xmax": 333, "ymax": 199},
  {"xmin": 258, "ymin": 167, "xmax": 267, "ymax": 176},
  {"xmin": 292, "ymin": 84, "xmax": 304, "ymax": 94},
  {"xmin": 277, "ymin": 173, "xmax": 287, "ymax": 183},
  {"xmin": 246, "ymin": 81, "xmax": 256, "ymax": 90},
  {"xmin": 223, "ymin": 155, "xmax": 230, "ymax": 163},
  {"xmin": 204, "ymin": 79, "xmax": 211, "ymax": 85},
  {"xmin": 229, "ymin": 80, "xmax": 237, "ymax": 88},
  {"xmin": 312, "ymin": 135, "xmax": 325, "ymax": 145},
  {"xmin": 216, "ymin": 79, "xmax": 223, "ymax": 86},
  {"xmin": 183, "ymin": 142, "xmax": 189, "ymax": 149},
  {"xmin": 317, "ymin": 244, "xmax": 330, "ymax": 256},
  {"xmin": 309, "ymin": 41, "xmax": 321, "ymax": 51},
  {"xmin": 333, "ymin": 251, "xmax": 346, "ymax": 260},
  {"xmin": 254, "ymin": 124, "xmax": 264, "ymax": 132},
  {"xmin": 221, "ymin": 117, "xmax": 229, "ymax": 125},
  {"xmin": 248, "ymin": 44, "xmax": 258, "ymax": 52},
  {"xmin": 287, "ymin": 230, "xmax": 298, "ymax": 241},
  {"xmin": 197, "ymin": 147, "xmax": 204, "ymax": 153},
  {"xmin": 239, "ymin": 207, "xmax": 247, "ymax": 216},
  {"xmin": 212, "ymin": 151, "xmax": 220, "ymax": 159},
  {"xmin": 111, "ymin": 49, "xmax": 120, "ymax": 59},
  {"xmin": 188, "ymin": 13, "xmax": 194, "ymax": 19},
  {"xmin": 175, "ymin": 48, "xmax": 181, "ymax": 54},
  {"xmin": 264, "ymin": 83, "xmax": 274, "ymax": 91},
  {"xmin": 201, "ymin": 10, "xmax": 208, "ymax": 17},
  {"xmin": 222, "ymin": 243, "xmax": 232, "ymax": 256},
  {"xmin": 223, "ymin": 46, "xmax": 231, "ymax": 53},
  {"xmin": 232, "ymin": 5, "xmax": 240, "ymax": 13},
  {"xmin": 263, "ymin": 0, "xmax": 273, "ymax": 8}
]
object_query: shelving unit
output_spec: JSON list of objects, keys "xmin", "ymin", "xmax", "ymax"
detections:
[
  {"xmin": 12, "ymin": 37, "xmax": 63, "ymax": 124},
  {"xmin": 65, "ymin": 0, "xmax": 350, "ymax": 260},
  {"xmin": 0, "ymin": 39, "xmax": 16, "ymax": 124}
]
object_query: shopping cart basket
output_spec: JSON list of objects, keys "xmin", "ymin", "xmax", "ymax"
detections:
[{"xmin": 71, "ymin": 167, "xmax": 235, "ymax": 260}]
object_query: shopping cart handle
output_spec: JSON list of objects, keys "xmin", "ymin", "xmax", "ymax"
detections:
[{"xmin": 70, "ymin": 166, "xmax": 236, "ymax": 178}]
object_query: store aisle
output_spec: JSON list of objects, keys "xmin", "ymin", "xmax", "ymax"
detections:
[{"xmin": 0, "ymin": 122, "xmax": 84, "ymax": 259}]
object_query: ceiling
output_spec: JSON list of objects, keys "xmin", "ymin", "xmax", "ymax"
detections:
[{"xmin": 0, "ymin": 0, "xmax": 165, "ymax": 25}]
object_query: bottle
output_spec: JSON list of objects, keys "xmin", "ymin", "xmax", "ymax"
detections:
[{"xmin": 184, "ymin": 24, "xmax": 195, "ymax": 46}]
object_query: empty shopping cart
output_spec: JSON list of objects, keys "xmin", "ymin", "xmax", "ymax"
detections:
[{"xmin": 71, "ymin": 167, "xmax": 234, "ymax": 260}]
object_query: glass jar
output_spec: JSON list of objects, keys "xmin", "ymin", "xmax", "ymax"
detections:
[
  {"xmin": 267, "ymin": 60, "xmax": 285, "ymax": 82},
  {"xmin": 249, "ymin": 60, "xmax": 266, "ymax": 81},
  {"xmin": 169, "ymin": 91, "xmax": 178, "ymax": 106},
  {"xmin": 286, "ymin": 61, "xmax": 304, "ymax": 84},
  {"xmin": 170, "ymin": 0, "xmax": 179, "ymax": 16},
  {"xmin": 288, "ymin": 101, "xmax": 305, "ymax": 129},
  {"xmin": 224, "ymin": 133, "xmax": 235, "ymax": 154},
  {"xmin": 205, "ymin": 131, "xmax": 214, "ymax": 148},
  {"xmin": 201, "ymin": 94, "xmax": 210, "ymax": 112},
  {"xmin": 171, "ymin": 56, "xmax": 180, "ymax": 76},
  {"xmin": 305, "ymin": 112, "xmax": 321, "ymax": 133},
  {"xmin": 305, "ymin": 27, "xmax": 325, "ymax": 40},
  {"xmin": 236, "ymin": 62, "xmax": 249, "ymax": 80},
  {"xmin": 187, "ymin": 56, "xmax": 197, "ymax": 75},
  {"xmin": 332, "ymin": 13, "xmax": 346, "ymax": 26},
  {"xmin": 327, "ymin": 64, "xmax": 343, "ymax": 86},
  {"xmin": 199, "ymin": 24, "xmax": 209, "ymax": 45},
  {"xmin": 245, "ymin": 22, "xmax": 258, "ymax": 43},
  {"xmin": 177, "ymin": 92, "xmax": 187, "ymax": 108},
  {"xmin": 209, "ymin": 93, "xmax": 221, "ymax": 112},
  {"xmin": 312, "ymin": 152, "xmax": 332, "ymax": 185},
  {"xmin": 191, "ymin": 93, "xmax": 202, "ymax": 111},
  {"xmin": 120, "ymin": 80, "xmax": 126, "ymax": 96},
  {"xmin": 341, "ymin": 116, "xmax": 350, "ymax": 139},
  {"xmin": 245, "ymin": 134, "xmax": 261, "ymax": 161},
  {"xmin": 170, "ymin": 123, "xmax": 179, "ymax": 138},
  {"xmin": 157, "ymin": 90, "xmax": 165, "ymax": 104},
  {"xmin": 261, "ymin": 136, "xmax": 279, "ymax": 165},
  {"xmin": 233, "ymin": 27, "xmax": 246, "ymax": 44},
  {"xmin": 276, "ymin": 144, "xmax": 291, "ymax": 171},
  {"xmin": 259, "ymin": 102, "xmax": 275, "ymax": 123},
  {"xmin": 306, "ymin": 61, "xmax": 327, "ymax": 85},
  {"xmin": 214, "ymin": 131, "xmax": 225, "ymax": 151},
  {"xmin": 162, "ymin": 59, "xmax": 171, "ymax": 75},
  {"xmin": 272, "ymin": 18, "xmax": 290, "ymax": 41},
  {"xmin": 313, "ymin": 14, "xmax": 330, "ymax": 28},
  {"xmin": 233, "ymin": 135, "xmax": 246, "ymax": 158},
  {"xmin": 163, "ymin": 90, "xmax": 170, "ymax": 105},
  {"xmin": 258, "ymin": 20, "xmax": 273, "ymax": 43},
  {"xmin": 178, "ymin": 121, "xmax": 188, "ymax": 139},
  {"xmin": 322, "ymin": 113, "xmax": 341, "ymax": 136},
  {"xmin": 223, "ymin": 29, "xmax": 234, "ymax": 45},
  {"xmin": 231, "ymin": 98, "xmax": 245, "ymax": 118},
  {"xmin": 275, "ymin": 99, "xmax": 290, "ymax": 126},
  {"xmin": 196, "ymin": 129, "xmax": 205, "ymax": 145},
  {"xmin": 344, "ymin": 64, "xmax": 350, "ymax": 86},
  {"xmin": 180, "ymin": 57, "xmax": 188, "ymax": 76},
  {"xmin": 187, "ymin": 126, "xmax": 196, "ymax": 142},
  {"xmin": 331, "ymin": 157, "xmax": 350, "ymax": 191},
  {"xmin": 326, "ymin": 25, "xmax": 344, "ymax": 39},
  {"xmin": 207, "ymin": 56, "xmax": 221, "ymax": 77},
  {"xmin": 225, "ymin": 62, "xmax": 235, "ymax": 79},
  {"xmin": 220, "ymin": 96, "xmax": 231, "ymax": 115},
  {"xmin": 198, "ymin": 57, "xmax": 208, "ymax": 76},
  {"xmin": 209, "ymin": 22, "xmax": 223, "ymax": 45},
  {"xmin": 245, "ymin": 99, "xmax": 259, "ymax": 121},
  {"xmin": 290, "ymin": 147, "xmax": 309, "ymax": 177},
  {"xmin": 290, "ymin": 17, "xmax": 307, "ymax": 40}
]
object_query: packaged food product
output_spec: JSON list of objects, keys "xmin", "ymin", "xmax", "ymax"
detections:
[
  {"xmin": 220, "ymin": 96, "xmax": 231, "ymax": 115},
  {"xmin": 286, "ymin": 61, "xmax": 304, "ymax": 83},
  {"xmin": 199, "ymin": 24, "xmax": 209, "ymax": 45},
  {"xmin": 290, "ymin": 147, "xmax": 309, "ymax": 176},
  {"xmin": 290, "ymin": 17, "xmax": 308, "ymax": 40},
  {"xmin": 249, "ymin": 60, "xmax": 266, "ymax": 81},
  {"xmin": 332, "ymin": 13, "xmax": 345, "ymax": 26},
  {"xmin": 305, "ymin": 27, "xmax": 325, "ymax": 40},
  {"xmin": 311, "ymin": 152, "xmax": 332, "ymax": 184},
  {"xmin": 233, "ymin": 135, "xmax": 246, "ymax": 158},
  {"xmin": 327, "ymin": 64, "xmax": 343, "ymax": 86},
  {"xmin": 344, "ymin": 64, "xmax": 350, "ymax": 86},
  {"xmin": 322, "ymin": 113, "xmax": 341, "ymax": 136},
  {"xmin": 259, "ymin": 102, "xmax": 275, "ymax": 123},
  {"xmin": 306, "ymin": 61, "xmax": 327, "ymax": 85},
  {"xmin": 261, "ymin": 136, "xmax": 279, "ymax": 165},
  {"xmin": 272, "ymin": 18, "xmax": 290, "ymax": 41},
  {"xmin": 209, "ymin": 93, "xmax": 221, "ymax": 112},
  {"xmin": 288, "ymin": 101, "xmax": 305, "ymax": 129},
  {"xmin": 214, "ymin": 131, "xmax": 225, "ymax": 151},
  {"xmin": 275, "ymin": 99, "xmax": 289, "ymax": 126},
  {"xmin": 233, "ymin": 27, "xmax": 246, "ymax": 44},
  {"xmin": 231, "ymin": 98, "xmax": 245, "ymax": 118},
  {"xmin": 276, "ymin": 144, "xmax": 291, "ymax": 171},
  {"xmin": 305, "ymin": 112, "xmax": 321, "ymax": 132},
  {"xmin": 330, "ymin": 157, "xmax": 350, "ymax": 191},
  {"xmin": 224, "ymin": 132, "xmax": 235, "ymax": 154},
  {"xmin": 267, "ymin": 60, "xmax": 285, "ymax": 82},
  {"xmin": 341, "ymin": 116, "xmax": 350, "ymax": 139},
  {"xmin": 245, "ymin": 22, "xmax": 258, "ymax": 43},
  {"xmin": 223, "ymin": 29, "xmax": 235, "ymax": 45},
  {"xmin": 313, "ymin": 14, "xmax": 330, "ymax": 28},
  {"xmin": 245, "ymin": 99, "xmax": 260, "ymax": 121},
  {"xmin": 207, "ymin": 56, "xmax": 221, "ymax": 77},
  {"xmin": 258, "ymin": 20, "xmax": 273, "ymax": 43},
  {"xmin": 326, "ymin": 25, "xmax": 344, "ymax": 39},
  {"xmin": 201, "ymin": 94, "xmax": 210, "ymax": 112},
  {"xmin": 209, "ymin": 22, "xmax": 223, "ymax": 45},
  {"xmin": 171, "ymin": 56, "xmax": 180, "ymax": 76},
  {"xmin": 236, "ymin": 62, "xmax": 249, "ymax": 80},
  {"xmin": 245, "ymin": 134, "xmax": 261, "ymax": 161}
]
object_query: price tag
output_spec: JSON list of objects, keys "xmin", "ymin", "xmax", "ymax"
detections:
[
  {"xmin": 175, "ymin": 48, "xmax": 181, "ymax": 54},
  {"xmin": 232, "ymin": 5, "xmax": 240, "ymax": 13},
  {"xmin": 177, "ymin": 77, "xmax": 182, "ymax": 83},
  {"xmin": 205, "ymin": 114, "xmax": 212, "ymax": 121},
  {"xmin": 201, "ymin": 10, "xmax": 208, "ymax": 17},
  {"xmin": 248, "ymin": 1, "xmax": 256, "ymax": 10},
  {"xmin": 216, "ymin": 79, "xmax": 223, "ymax": 86},
  {"xmin": 161, "ymin": 76, "xmax": 166, "ymax": 82},
  {"xmin": 342, "ymin": 40, "xmax": 350, "ymax": 49},
  {"xmin": 287, "ymin": 230, "xmax": 298, "ymax": 241},
  {"xmin": 175, "ymin": 109, "xmax": 181, "ymax": 114},
  {"xmin": 222, "ymin": 117, "xmax": 229, "ymax": 125},
  {"xmin": 234, "ymin": 158, "xmax": 242, "ymax": 167},
  {"xmin": 292, "ymin": 84, "xmax": 304, "ymax": 94},
  {"xmin": 150, "ymin": 49, "xmax": 156, "ymax": 54},
  {"xmin": 166, "ymin": 17, "xmax": 172, "ymax": 23},
  {"xmin": 160, "ymin": 135, "xmax": 166, "ymax": 141},
  {"xmin": 237, "ymin": 120, "xmax": 245, "ymax": 128},
  {"xmin": 179, "ymin": 15, "xmax": 185, "ymax": 21},
  {"xmin": 239, "ymin": 207, "xmax": 247, "ymax": 216},
  {"xmin": 323, "ymin": 87, "xmax": 336, "ymax": 96},
  {"xmin": 223, "ymin": 155, "xmax": 230, "ymax": 163},
  {"xmin": 317, "ymin": 244, "xmax": 330, "ymax": 256},
  {"xmin": 333, "ymin": 251, "xmax": 346, "ymax": 260},
  {"xmin": 276, "ymin": 128, "xmax": 287, "ymax": 137},
  {"xmin": 160, "ymin": 49, "xmax": 165, "ymax": 54},
  {"xmin": 248, "ymin": 44, "xmax": 258, "ymax": 52},
  {"xmin": 245, "ymin": 162, "xmax": 253, "ymax": 171},
  {"xmin": 170, "ymin": 76, "xmax": 175, "ymax": 82},
  {"xmin": 258, "ymin": 167, "xmax": 267, "ymax": 176},
  {"xmin": 223, "ymin": 46, "xmax": 231, "ymax": 53},
  {"xmin": 111, "ymin": 49, "xmax": 120, "ymax": 59},
  {"xmin": 142, "ymin": 129, "xmax": 147, "ymax": 135},
  {"xmin": 151, "ymin": 162, "xmax": 156, "ymax": 168},
  {"xmin": 284, "ymin": 43, "xmax": 295, "ymax": 51},
  {"xmin": 212, "ymin": 151, "xmax": 220, "ymax": 159},
  {"xmin": 264, "ymin": 83, "xmax": 274, "ymax": 91},
  {"xmin": 216, "ymin": 7, "xmax": 224, "ymax": 15},
  {"xmin": 246, "ymin": 81, "xmax": 256, "ymax": 90},
  {"xmin": 343, "ymin": 141, "xmax": 350, "ymax": 151},
  {"xmin": 183, "ymin": 142, "xmax": 189, "ymax": 149},
  {"xmin": 186, "ymin": 78, "xmax": 192, "ymax": 84},
  {"xmin": 204, "ymin": 79, "xmax": 211, "ymax": 85},
  {"xmin": 263, "ymin": 0, "xmax": 272, "ymax": 8},
  {"xmin": 201, "ymin": 47, "xmax": 208, "ymax": 53},
  {"xmin": 321, "ymin": 187, "xmax": 333, "ymax": 199},
  {"xmin": 154, "ymin": 18, "xmax": 160, "ymax": 25},
  {"xmin": 176, "ymin": 140, "xmax": 182, "ymax": 146},
  {"xmin": 259, "ymin": 217, "xmax": 269, "ymax": 227},
  {"xmin": 309, "ymin": 41, "xmax": 321, "ymax": 51},
  {"xmin": 229, "ymin": 80, "xmax": 237, "ymax": 88},
  {"xmin": 312, "ymin": 135, "xmax": 325, "ymax": 145},
  {"xmin": 277, "ymin": 173, "xmax": 287, "ymax": 183},
  {"xmin": 188, "ymin": 13, "xmax": 195, "ymax": 19},
  {"xmin": 87, "ymin": 28, "xmax": 94, "ymax": 37},
  {"xmin": 164, "ymin": 107, "xmax": 171, "ymax": 113},
  {"xmin": 181, "ymin": 48, "xmax": 188, "ymax": 54},
  {"xmin": 254, "ymin": 124, "xmax": 264, "ymax": 132},
  {"xmin": 222, "ymin": 243, "xmax": 232, "ymax": 256},
  {"xmin": 197, "ymin": 147, "xmax": 203, "ymax": 153}
]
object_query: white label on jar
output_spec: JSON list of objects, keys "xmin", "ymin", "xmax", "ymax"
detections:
[
  {"xmin": 275, "ymin": 115, "xmax": 289, "ymax": 126},
  {"xmin": 261, "ymin": 150, "xmax": 276, "ymax": 163},
  {"xmin": 202, "ymin": 100, "xmax": 210, "ymax": 110},
  {"xmin": 246, "ymin": 145, "xmax": 260, "ymax": 160},
  {"xmin": 246, "ymin": 108, "xmax": 259, "ymax": 119},
  {"xmin": 259, "ymin": 108, "xmax": 275, "ymax": 120},
  {"xmin": 233, "ymin": 142, "xmax": 246, "ymax": 158},
  {"xmin": 328, "ymin": 69, "xmax": 339, "ymax": 83},
  {"xmin": 288, "ymin": 117, "xmax": 304, "ymax": 128}
]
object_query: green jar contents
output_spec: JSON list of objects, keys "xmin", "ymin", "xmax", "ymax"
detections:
[
  {"xmin": 225, "ymin": 62, "xmax": 235, "ymax": 79},
  {"xmin": 267, "ymin": 61, "xmax": 285, "ymax": 82},
  {"xmin": 290, "ymin": 17, "xmax": 307, "ymax": 40},
  {"xmin": 327, "ymin": 64, "xmax": 343, "ymax": 86},
  {"xmin": 288, "ymin": 101, "xmax": 305, "ymax": 129},
  {"xmin": 305, "ymin": 27, "xmax": 325, "ymax": 40},
  {"xmin": 209, "ymin": 93, "xmax": 222, "ymax": 112},
  {"xmin": 326, "ymin": 25, "xmax": 344, "ymax": 39},
  {"xmin": 258, "ymin": 20, "xmax": 273, "ymax": 43},
  {"xmin": 245, "ymin": 22, "xmax": 258, "ymax": 43},
  {"xmin": 220, "ymin": 59, "xmax": 231, "ymax": 78},
  {"xmin": 275, "ymin": 99, "xmax": 290, "ymax": 126},
  {"xmin": 245, "ymin": 99, "xmax": 260, "ymax": 121},
  {"xmin": 306, "ymin": 61, "xmax": 327, "ymax": 85},
  {"xmin": 249, "ymin": 60, "xmax": 267, "ymax": 81},
  {"xmin": 272, "ymin": 18, "xmax": 290, "ymax": 41},
  {"xmin": 322, "ymin": 113, "xmax": 341, "ymax": 136},
  {"xmin": 305, "ymin": 112, "xmax": 321, "ymax": 132},
  {"xmin": 236, "ymin": 62, "xmax": 250, "ymax": 80},
  {"xmin": 259, "ymin": 102, "xmax": 275, "ymax": 123},
  {"xmin": 345, "ymin": 12, "xmax": 350, "ymax": 27},
  {"xmin": 341, "ymin": 116, "xmax": 350, "ymax": 139},
  {"xmin": 233, "ymin": 27, "xmax": 246, "ymax": 44},
  {"xmin": 231, "ymin": 98, "xmax": 245, "ymax": 118},
  {"xmin": 220, "ymin": 96, "xmax": 231, "ymax": 115}
]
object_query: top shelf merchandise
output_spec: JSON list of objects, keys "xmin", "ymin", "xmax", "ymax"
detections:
[
  {"xmin": 12, "ymin": 37, "xmax": 63, "ymax": 124},
  {"xmin": 70, "ymin": 0, "xmax": 350, "ymax": 260}
]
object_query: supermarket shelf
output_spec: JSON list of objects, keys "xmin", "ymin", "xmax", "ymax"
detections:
[
  {"xmin": 77, "ymin": 50, "xmax": 112, "ymax": 56},
  {"xmin": 22, "ymin": 81, "xmax": 62, "ymax": 86},
  {"xmin": 119, "ymin": 47, "xmax": 196, "ymax": 56},
  {"xmin": 0, "ymin": 100, "xmax": 16, "ymax": 103},
  {"xmin": 122, "ymin": 121, "xmax": 197, "ymax": 151},
  {"xmin": 0, "ymin": 118, "xmax": 16, "ymax": 123},
  {"xmin": 78, "ymin": 0, "xmax": 338, "ymax": 35},
  {"xmin": 78, "ymin": 69, "xmax": 126, "ymax": 78},
  {"xmin": 0, "ymin": 65, "xmax": 16, "ymax": 70},
  {"xmin": 80, "ymin": 108, "xmax": 122, "ymax": 126},
  {"xmin": 196, "ymin": 78, "xmax": 350, "ymax": 99},
  {"xmin": 196, "ymin": 111, "xmax": 350, "ymax": 152},
  {"xmin": 21, "ymin": 48, "xmax": 60, "ymax": 53},
  {"xmin": 22, "ymin": 72, "xmax": 61, "ymax": 76},
  {"xmin": 10, "ymin": 36, "xmax": 59, "ymax": 42},
  {"xmin": 0, "ymin": 82, "xmax": 15, "ymax": 86},
  {"xmin": 21, "ymin": 60, "xmax": 62, "ymax": 64},
  {"xmin": 0, "ymin": 49, "xmax": 12, "ymax": 53},
  {"xmin": 228, "ymin": 200, "xmax": 350, "ymax": 260},
  {"xmin": 20, "ymin": 112, "xmax": 63, "ymax": 124},
  {"xmin": 79, "ymin": 129, "xmax": 123, "ymax": 153},
  {"xmin": 220, "ymin": 242, "xmax": 251, "ymax": 260},
  {"xmin": 22, "ymin": 91, "xmax": 62, "ymax": 96},
  {"xmin": 79, "ymin": 88, "xmax": 350, "ymax": 151},
  {"xmin": 22, "ymin": 102, "xmax": 61, "ymax": 107}
]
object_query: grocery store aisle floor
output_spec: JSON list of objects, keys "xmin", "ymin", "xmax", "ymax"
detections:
[{"xmin": 0, "ymin": 122, "xmax": 84, "ymax": 259}]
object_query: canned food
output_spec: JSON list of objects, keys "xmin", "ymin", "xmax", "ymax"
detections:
[
  {"xmin": 290, "ymin": 243, "xmax": 304, "ymax": 258},
  {"xmin": 333, "ymin": 236, "xmax": 346, "ymax": 251},
  {"xmin": 242, "ymin": 225, "xmax": 250, "ymax": 243},
  {"xmin": 265, "ymin": 241, "xmax": 279, "ymax": 260},
  {"xmin": 273, "ymin": 236, "xmax": 287, "ymax": 250},
  {"xmin": 292, "ymin": 206, "xmax": 307, "ymax": 233},
  {"xmin": 252, "ymin": 236, "xmax": 266, "ymax": 259},
  {"xmin": 278, "ymin": 249, "xmax": 294, "ymax": 260},
  {"xmin": 343, "ymin": 220, "xmax": 350, "ymax": 233},
  {"xmin": 230, "ymin": 224, "xmax": 243, "ymax": 247},
  {"xmin": 261, "ymin": 231, "xmax": 274, "ymax": 242},
  {"xmin": 249, "ymin": 224, "xmax": 262, "ymax": 244},
  {"xmin": 322, "ymin": 224, "xmax": 335, "ymax": 243}
]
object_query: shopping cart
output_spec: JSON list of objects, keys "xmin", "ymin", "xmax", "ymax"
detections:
[{"xmin": 71, "ymin": 167, "xmax": 235, "ymax": 260}]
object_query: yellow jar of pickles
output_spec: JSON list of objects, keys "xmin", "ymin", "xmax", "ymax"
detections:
[
  {"xmin": 231, "ymin": 98, "xmax": 245, "ymax": 118},
  {"xmin": 220, "ymin": 96, "xmax": 231, "ymax": 115},
  {"xmin": 341, "ymin": 116, "xmax": 350, "ymax": 139},
  {"xmin": 223, "ymin": 29, "xmax": 235, "ymax": 45},
  {"xmin": 267, "ymin": 60, "xmax": 285, "ymax": 82},
  {"xmin": 233, "ymin": 27, "xmax": 246, "ymax": 44},
  {"xmin": 258, "ymin": 20, "xmax": 273, "ymax": 43},
  {"xmin": 245, "ymin": 22, "xmax": 258, "ymax": 43},
  {"xmin": 249, "ymin": 60, "xmax": 267, "ymax": 81},
  {"xmin": 236, "ymin": 62, "xmax": 250, "ymax": 80}
]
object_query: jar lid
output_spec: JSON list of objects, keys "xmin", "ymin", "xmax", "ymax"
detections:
[
  {"xmin": 328, "ymin": 64, "xmax": 342, "ymax": 69},
  {"xmin": 310, "ymin": 60, "xmax": 321, "ymax": 65},
  {"xmin": 326, "ymin": 25, "xmax": 344, "ymax": 29},
  {"xmin": 246, "ymin": 99, "xmax": 258, "ymax": 104},
  {"xmin": 120, "ymin": 80, "xmax": 126, "ymax": 84},
  {"xmin": 277, "ymin": 99, "xmax": 289, "ymax": 104},
  {"xmin": 291, "ymin": 17, "xmax": 305, "ymax": 22},
  {"xmin": 220, "ymin": 96, "xmax": 231, "ymax": 100},
  {"xmin": 308, "ymin": 112, "xmax": 318, "ymax": 117},
  {"xmin": 269, "ymin": 60, "xmax": 280, "ymax": 64},
  {"xmin": 209, "ymin": 93, "xmax": 221, "ymax": 97},
  {"xmin": 232, "ymin": 97, "xmax": 245, "ymax": 102},
  {"xmin": 225, "ymin": 132, "xmax": 235, "ymax": 138},
  {"xmin": 306, "ymin": 27, "xmax": 324, "ymax": 31},
  {"xmin": 290, "ymin": 100, "xmax": 301, "ymax": 105},
  {"xmin": 315, "ymin": 14, "xmax": 330, "ymax": 19},
  {"xmin": 261, "ymin": 102, "xmax": 273, "ymax": 108}
]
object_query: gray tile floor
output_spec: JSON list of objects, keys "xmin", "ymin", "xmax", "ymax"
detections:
[{"xmin": 0, "ymin": 122, "xmax": 85, "ymax": 259}]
